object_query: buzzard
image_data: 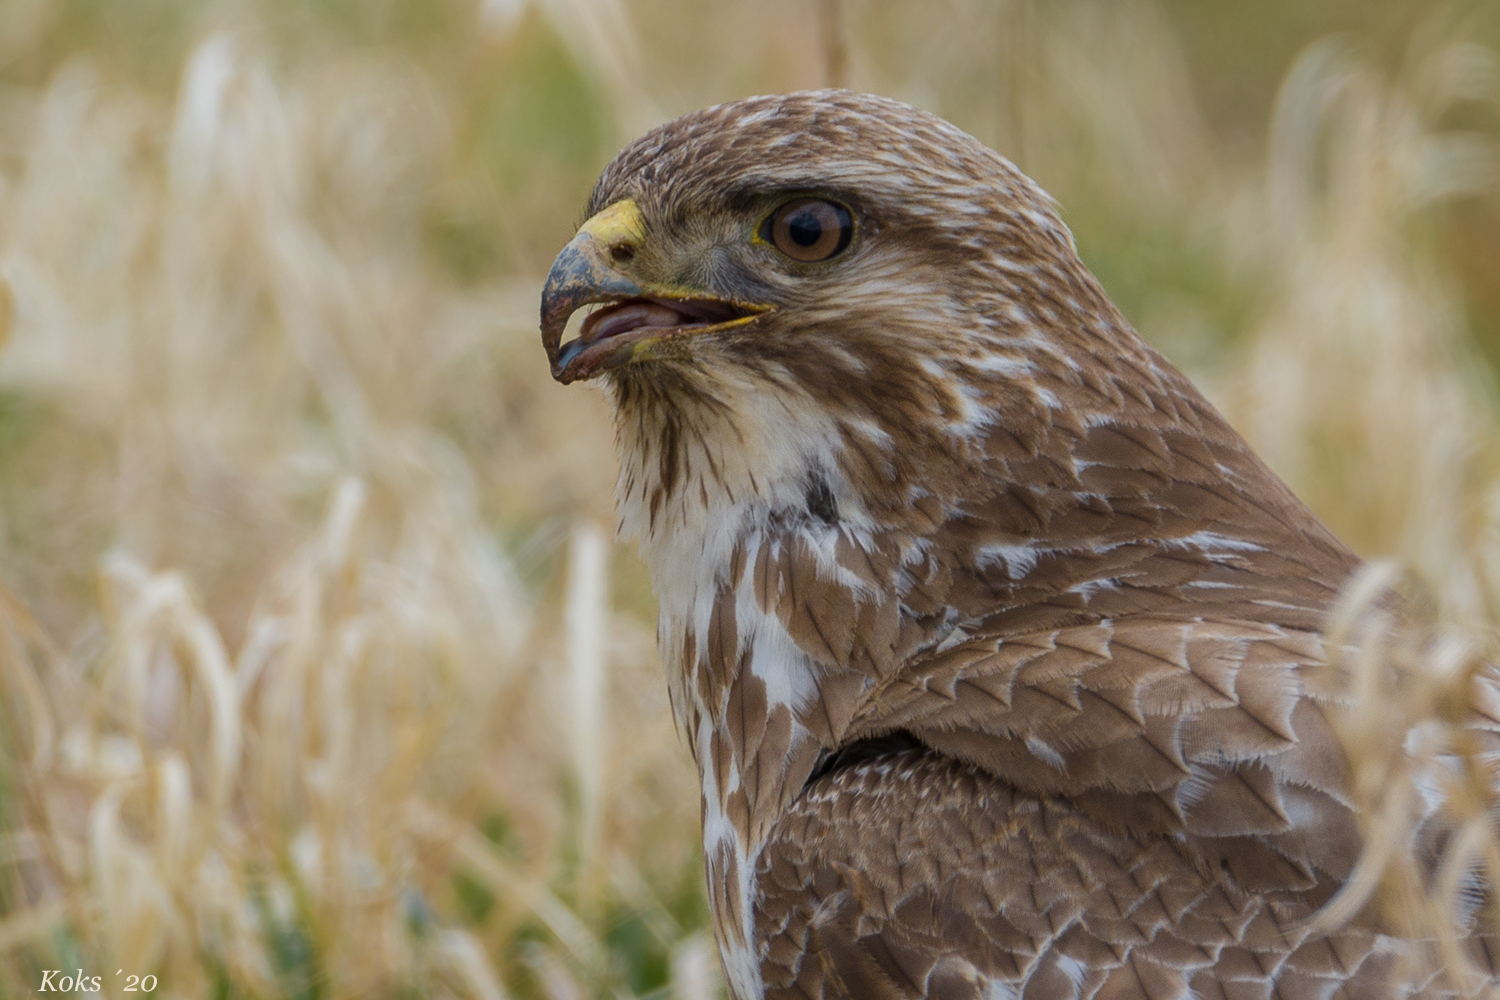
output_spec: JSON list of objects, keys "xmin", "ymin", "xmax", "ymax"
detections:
[{"xmin": 539, "ymin": 90, "xmax": 1495, "ymax": 999}]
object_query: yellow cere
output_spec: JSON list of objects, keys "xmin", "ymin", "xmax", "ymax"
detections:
[{"xmin": 578, "ymin": 198, "xmax": 646, "ymax": 250}]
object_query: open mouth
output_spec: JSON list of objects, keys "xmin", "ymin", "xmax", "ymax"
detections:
[{"xmin": 551, "ymin": 297, "xmax": 767, "ymax": 383}]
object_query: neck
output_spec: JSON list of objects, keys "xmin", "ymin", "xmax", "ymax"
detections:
[{"xmin": 613, "ymin": 331, "xmax": 1358, "ymax": 775}]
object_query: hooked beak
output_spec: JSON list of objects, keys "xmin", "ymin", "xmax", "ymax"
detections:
[{"xmin": 539, "ymin": 199, "xmax": 773, "ymax": 384}]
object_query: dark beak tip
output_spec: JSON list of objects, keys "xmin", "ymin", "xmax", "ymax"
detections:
[{"xmin": 538, "ymin": 233, "xmax": 646, "ymax": 384}]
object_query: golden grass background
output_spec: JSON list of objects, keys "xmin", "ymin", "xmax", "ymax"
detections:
[{"xmin": 0, "ymin": 1, "xmax": 1498, "ymax": 996}]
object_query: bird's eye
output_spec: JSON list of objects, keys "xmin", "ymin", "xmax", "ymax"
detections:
[{"xmin": 762, "ymin": 198, "xmax": 853, "ymax": 262}]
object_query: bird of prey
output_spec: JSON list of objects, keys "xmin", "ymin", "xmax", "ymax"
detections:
[{"xmin": 539, "ymin": 90, "xmax": 1496, "ymax": 999}]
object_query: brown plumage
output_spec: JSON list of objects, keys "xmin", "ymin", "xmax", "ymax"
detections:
[{"xmin": 538, "ymin": 90, "xmax": 1499, "ymax": 998}]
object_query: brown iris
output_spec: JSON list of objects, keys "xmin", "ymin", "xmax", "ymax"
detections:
[{"xmin": 764, "ymin": 198, "xmax": 853, "ymax": 262}]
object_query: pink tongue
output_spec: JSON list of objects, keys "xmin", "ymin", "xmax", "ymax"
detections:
[{"xmin": 582, "ymin": 301, "xmax": 688, "ymax": 345}]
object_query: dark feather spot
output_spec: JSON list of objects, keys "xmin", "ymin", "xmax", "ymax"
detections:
[{"xmin": 806, "ymin": 475, "xmax": 839, "ymax": 525}]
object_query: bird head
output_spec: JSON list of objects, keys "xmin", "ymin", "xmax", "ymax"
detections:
[{"xmin": 541, "ymin": 90, "xmax": 1100, "ymax": 396}]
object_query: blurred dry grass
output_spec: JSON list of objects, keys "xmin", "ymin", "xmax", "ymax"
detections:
[{"xmin": 0, "ymin": 1, "xmax": 1496, "ymax": 997}]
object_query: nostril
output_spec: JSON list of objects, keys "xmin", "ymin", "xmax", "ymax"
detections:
[{"xmin": 610, "ymin": 243, "xmax": 635, "ymax": 264}]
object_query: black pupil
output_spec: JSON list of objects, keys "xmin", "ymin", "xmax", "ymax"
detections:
[{"xmin": 788, "ymin": 210, "xmax": 823, "ymax": 246}]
